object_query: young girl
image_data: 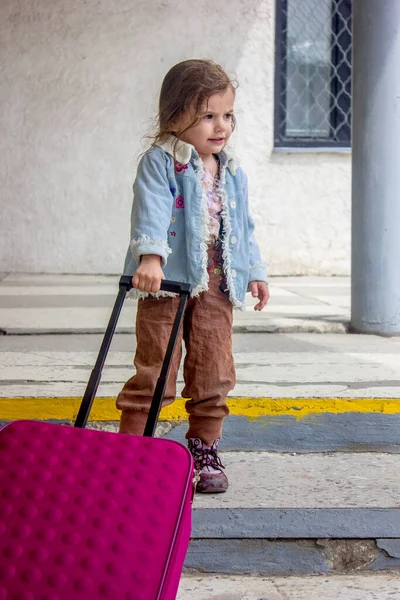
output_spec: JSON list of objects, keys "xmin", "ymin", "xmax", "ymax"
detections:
[{"xmin": 117, "ymin": 59, "xmax": 269, "ymax": 493}]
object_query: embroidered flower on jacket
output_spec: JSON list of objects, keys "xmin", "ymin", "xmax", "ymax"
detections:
[
  {"xmin": 170, "ymin": 231, "xmax": 177, "ymax": 237},
  {"xmin": 175, "ymin": 163, "xmax": 188, "ymax": 173},
  {"xmin": 175, "ymin": 196, "xmax": 185, "ymax": 209}
]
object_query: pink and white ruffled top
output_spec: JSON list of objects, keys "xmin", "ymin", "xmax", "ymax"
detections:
[{"xmin": 202, "ymin": 168, "xmax": 223, "ymax": 242}]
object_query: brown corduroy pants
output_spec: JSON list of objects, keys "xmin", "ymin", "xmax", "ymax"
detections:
[{"xmin": 116, "ymin": 259, "xmax": 236, "ymax": 445}]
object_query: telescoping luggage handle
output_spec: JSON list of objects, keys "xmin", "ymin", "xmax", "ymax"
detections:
[{"xmin": 74, "ymin": 276, "xmax": 191, "ymax": 434}]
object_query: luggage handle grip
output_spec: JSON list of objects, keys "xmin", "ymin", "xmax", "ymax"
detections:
[{"xmin": 119, "ymin": 275, "xmax": 191, "ymax": 296}]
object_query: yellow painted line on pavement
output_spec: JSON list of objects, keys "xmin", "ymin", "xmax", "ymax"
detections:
[{"xmin": 1, "ymin": 397, "xmax": 400, "ymax": 422}]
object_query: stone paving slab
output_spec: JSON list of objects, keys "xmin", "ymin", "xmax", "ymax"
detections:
[
  {"xmin": 192, "ymin": 508, "xmax": 400, "ymax": 539},
  {"xmin": 0, "ymin": 288, "xmax": 312, "ymax": 303},
  {"xmin": 2, "ymin": 339, "xmax": 400, "ymax": 399},
  {"xmin": 184, "ymin": 539, "xmax": 400, "ymax": 576},
  {"xmin": 177, "ymin": 573, "xmax": 400, "ymax": 599},
  {"xmin": 0, "ymin": 274, "xmax": 118, "ymax": 285},
  {"xmin": 0, "ymin": 308, "xmax": 348, "ymax": 334},
  {"xmin": 0, "ymin": 274, "xmax": 350, "ymax": 333},
  {"xmin": 2, "ymin": 380, "xmax": 400, "ymax": 400},
  {"xmin": 169, "ymin": 413, "xmax": 400, "ymax": 453},
  {"xmin": 6, "ymin": 381, "xmax": 381, "ymax": 399},
  {"xmin": 4, "ymin": 351, "xmax": 400, "ymax": 386},
  {"xmin": 0, "ymin": 286, "xmax": 120, "ymax": 297},
  {"xmin": 3, "ymin": 411, "xmax": 400, "ymax": 454},
  {"xmin": 1, "ymin": 330, "xmax": 399, "ymax": 353},
  {"xmin": 190, "ymin": 452, "xmax": 400, "ymax": 509}
]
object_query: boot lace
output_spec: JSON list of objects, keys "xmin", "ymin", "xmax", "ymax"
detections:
[{"xmin": 188, "ymin": 438, "xmax": 225, "ymax": 472}]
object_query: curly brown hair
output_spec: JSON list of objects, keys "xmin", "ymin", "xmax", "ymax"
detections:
[{"xmin": 151, "ymin": 59, "xmax": 238, "ymax": 151}]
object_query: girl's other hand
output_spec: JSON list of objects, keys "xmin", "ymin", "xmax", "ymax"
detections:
[
  {"xmin": 249, "ymin": 281, "xmax": 270, "ymax": 311},
  {"xmin": 132, "ymin": 254, "xmax": 165, "ymax": 293}
]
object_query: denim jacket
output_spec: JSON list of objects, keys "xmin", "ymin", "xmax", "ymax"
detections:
[{"xmin": 124, "ymin": 135, "xmax": 267, "ymax": 309}]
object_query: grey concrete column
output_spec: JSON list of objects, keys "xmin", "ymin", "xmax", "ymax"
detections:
[{"xmin": 351, "ymin": 0, "xmax": 400, "ymax": 335}]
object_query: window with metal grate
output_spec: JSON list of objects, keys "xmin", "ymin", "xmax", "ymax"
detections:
[{"xmin": 274, "ymin": 0, "xmax": 352, "ymax": 148}]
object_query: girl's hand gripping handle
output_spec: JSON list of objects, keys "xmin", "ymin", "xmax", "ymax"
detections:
[{"xmin": 132, "ymin": 254, "xmax": 165, "ymax": 293}]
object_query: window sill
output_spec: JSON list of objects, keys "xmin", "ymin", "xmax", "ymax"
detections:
[{"xmin": 273, "ymin": 146, "xmax": 351, "ymax": 154}]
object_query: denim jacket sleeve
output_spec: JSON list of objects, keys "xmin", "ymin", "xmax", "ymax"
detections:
[
  {"xmin": 240, "ymin": 169, "xmax": 268, "ymax": 285},
  {"xmin": 128, "ymin": 148, "xmax": 173, "ymax": 268}
]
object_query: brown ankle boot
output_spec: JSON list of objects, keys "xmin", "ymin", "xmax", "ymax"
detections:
[{"xmin": 188, "ymin": 438, "xmax": 229, "ymax": 494}]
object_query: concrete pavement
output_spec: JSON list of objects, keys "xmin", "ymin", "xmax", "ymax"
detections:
[
  {"xmin": 0, "ymin": 273, "xmax": 349, "ymax": 333},
  {"xmin": 178, "ymin": 574, "xmax": 400, "ymax": 599},
  {"xmin": 177, "ymin": 574, "xmax": 400, "ymax": 599}
]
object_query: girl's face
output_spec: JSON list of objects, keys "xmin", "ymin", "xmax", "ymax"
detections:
[{"xmin": 172, "ymin": 87, "xmax": 235, "ymax": 160}]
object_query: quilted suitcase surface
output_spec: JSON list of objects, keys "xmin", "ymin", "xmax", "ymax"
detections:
[
  {"xmin": 0, "ymin": 420, "xmax": 193, "ymax": 599},
  {"xmin": 0, "ymin": 278, "xmax": 194, "ymax": 600}
]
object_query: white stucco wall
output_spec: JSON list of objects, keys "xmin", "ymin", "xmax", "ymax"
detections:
[{"xmin": 0, "ymin": 0, "xmax": 351, "ymax": 275}]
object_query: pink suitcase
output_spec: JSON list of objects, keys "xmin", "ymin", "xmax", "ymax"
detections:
[{"xmin": 0, "ymin": 277, "xmax": 194, "ymax": 600}]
